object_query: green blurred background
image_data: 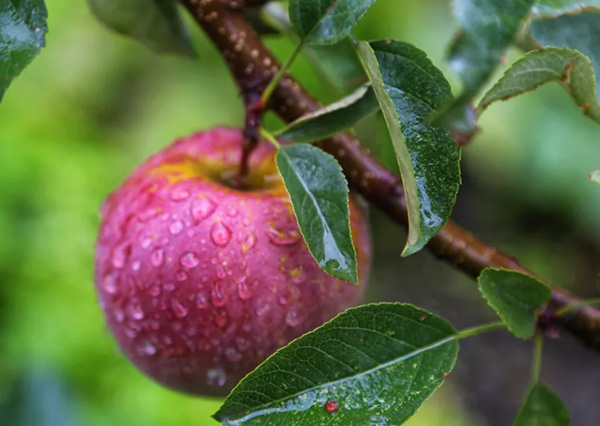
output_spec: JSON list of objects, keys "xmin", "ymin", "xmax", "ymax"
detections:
[{"xmin": 1, "ymin": 1, "xmax": 599, "ymax": 425}]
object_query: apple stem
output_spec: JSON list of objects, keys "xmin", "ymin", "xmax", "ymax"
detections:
[
  {"xmin": 238, "ymin": 96, "xmax": 264, "ymax": 187},
  {"xmin": 178, "ymin": 0, "xmax": 600, "ymax": 352},
  {"xmin": 238, "ymin": 41, "xmax": 302, "ymax": 186}
]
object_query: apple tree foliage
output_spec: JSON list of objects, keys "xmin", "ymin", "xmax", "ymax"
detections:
[{"xmin": 6, "ymin": 0, "xmax": 600, "ymax": 424}]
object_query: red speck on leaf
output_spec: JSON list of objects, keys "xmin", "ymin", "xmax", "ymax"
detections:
[
  {"xmin": 325, "ymin": 400, "xmax": 339, "ymax": 414},
  {"xmin": 582, "ymin": 102, "xmax": 591, "ymax": 113}
]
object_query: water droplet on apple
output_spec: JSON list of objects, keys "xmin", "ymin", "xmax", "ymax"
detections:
[
  {"xmin": 196, "ymin": 295, "xmax": 209, "ymax": 309},
  {"xmin": 176, "ymin": 271, "xmax": 188, "ymax": 282},
  {"xmin": 215, "ymin": 311, "xmax": 228, "ymax": 328},
  {"xmin": 114, "ymin": 308, "xmax": 125, "ymax": 323},
  {"xmin": 163, "ymin": 283, "xmax": 176, "ymax": 292},
  {"xmin": 227, "ymin": 208, "xmax": 239, "ymax": 217},
  {"xmin": 225, "ymin": 347, "xmax": 243, "ymax": 362},
  {"xmin": 126, "ymin": 301, "xmax": 145, "ymax": 320},
  {"xmin": 237, "ymin": 277, "xmax": 252, "ymax": 300},
  {"xmin": 171, "ymin": 187, "xmax": 190, "ymax": 201},
  {"xmin": 191, "ymin": 197, "xmax": 217, "ymax": 223},
  {"xmin": 211, "ymin": 221, "xmax": 232, "ymax": 247},
  {"xmin": 286, "ymin": 307, "xmax": 302, "ymax": 327},
  {"xmin": 138, "ymin": 207, "xmax": 160, "ymax": 222},
  {"xmin": 211, "ymin": 282, "xmax": 227, "ymax": 307},
  {"xmin": 141, "ymin": 341, "xmax": 157, "ymax": 356},
  {"xmin": 278, "ymin": 296, "xmax": 289, "ymax": 306},
  {"xmin": 236, "ymin": 337, "xmax": 251, "ymax": 351},
  {"xmin": 206, "ymin": 368, "xmax": 227, "ymax": 387},
  {"xmin": 241, "ymin": 234, "xmax": 257, "ymax": 254},
  {"xmin": 256, "ymin": 303, "xmax": 270, "ymax": 317},
  {"xmin": 102, "ymin": 273, "xmax": 118, "ymax": 294},
  {"xmin": 169, "ymin": 221, "xmax": 184, "ymax": 235},
  {"xmin": 198, "ymin": 341, "xmax": 212, "ymax": 352},
  {"xmin": 111, "ymin": 242, "xmax": 131, "ymax": 269},
  {"xmin": 171, "ymin": 299, "xmax": 189, "ymax": 318},
  {"xmin": 149, "ymin": 285, "xmax": 161, "ymax": 297},
  {"xmin": 290, "ymin": 267, "xmax": 306, "ymax": 284},
  {"xmin": 140, "ymin": 236, "xmax": 153, "ymax": 249},
  {"xmin": 151, "ymin": 248, "xmax": 164, "ymax": 267},
  {"xmin": 267, "ymin": 227, "xmax": 301, "ymax": 246},
  {"xmin": 131, "ymin": 260, "xmax": 141, "ymax": 272},
  {"xmin": 180, "ymin": 252, "xmax": 199, "ymax": 269},
  {"xmin": 216, "ymin": 266, "xmax": 227, "ymax": 280}
]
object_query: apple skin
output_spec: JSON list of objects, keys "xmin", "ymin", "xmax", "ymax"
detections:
[{"xmin": 95, "ymin": 127, "xmax": 371, "ymax": 396}]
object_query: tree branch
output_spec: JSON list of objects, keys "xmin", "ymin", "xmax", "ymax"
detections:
[{"xmin": 180, "ymin": 0, "xmax": 600, "ymax": 351}]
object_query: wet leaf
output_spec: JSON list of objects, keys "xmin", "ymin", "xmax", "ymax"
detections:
[
  {"xmin": 530, "ymin": 11, "xmax": 600, "ymax": 103},
  {"xmin": 0, "ymin": 0, "xmax": 48, "ymax": 102},
  {"xmin": 448, "ymin": 0, "xmax": 536, "ymax": 97},
  {"xmin": 277, "ymin": 84, "xmax": 379, "ymax": 143},
  {"xmin": 533, "ymin": 0, "xmax": 600, "ymax": 16},
  {"xmin": 289, "ymin": 0, "xmax": 377, "ymax": 45},
  {"xmin": 276, "ymin": 144, "xmax": 357, "ymax": 283},
  {"xmin": 480, "ymin": 47, "xmax": 600, "ymax": 124},
  {"xmin": 478, "ymin": 269, "xmax": 551, "ymax": 339},
  {"xmin": 89, "ymin": 0, "xmax": 194, "ymax": 56},
  {"xmin": 214, "ymin": 303, "xmax": 459, "ymax": 426},
  {"xmin": 514, "ymin": 382, "xmax": 570, "ymax": 426},
  {"xmin": 356, "ymin": 40, "xmax": 461, "ymax": 256}
]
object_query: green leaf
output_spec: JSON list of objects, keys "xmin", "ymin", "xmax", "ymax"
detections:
[
  {"xmin": 590, "ymin": 170, "xmax": 600, "ymax": 183},
  {"xmin": 533, "ymin": 0, "xmax": 600, "ymax": 16},
  {"xmin": 478, "ymin": 269, "xmax": 551, "ymax": 339},
  {"xmin": 276, "ymin": 144, "xmax": 357, "ymax": 283},
  {"xmin": 277, "ymin": 84, "xmax": 379, "ymax": 143},
  {"xmin": 448, "ymin": 0, "xmax": 536, "ymax": 97},
  {"xmin": 514, "ymin": 382, "xmax": 570, "ymax": 426},
  {"xmin": 214, "ymin": 303, "xmax": 459, "ymax": 426},
  {"xmin": 356, "ymin": 40, "xmax": 461, "ymax": 256},
  {"xmin": 88, "ymin": 0, "xmax": 194, "ymax": 56},
  {"xmin": 480, "ymin": 47, "xmax": 600, "ymax": 124},
  {"xmin": 0, "ymin": 0, "xmax": 48, "ymax": 102},
  {"xmin": 289, "ymin": 0, "xmax": 377, "ymax": 45},
  {"xmin": 530, "ymin": 11, "xmax": 600, "ymax": 103}
]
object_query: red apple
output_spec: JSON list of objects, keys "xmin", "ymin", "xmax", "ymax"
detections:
[{"xmin": 95, "ymin": 127, "xmax": 371, "ymax": 396}]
